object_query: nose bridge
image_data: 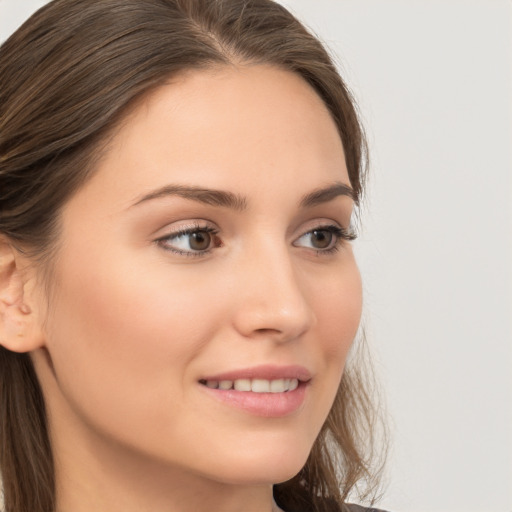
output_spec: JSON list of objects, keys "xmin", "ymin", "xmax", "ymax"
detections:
[{"xmin": 231, "ymin": 234, "xmax": 315, "ymax": 341}]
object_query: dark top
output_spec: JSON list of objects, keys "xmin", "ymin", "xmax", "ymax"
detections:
[
  {"xmin": 273, "ymin": 489, "xmax": 388, "ymax": 512},
  {"xmin": 290, "ymin": 503, "xmax": 388, "ymax": 512},
  {"xmin": 346, "ymin": 505, "xmax": 388, "ymax": 512},
  {"xmin": 280, "ymin": 502, "xmax": 388, "ymax": 512}
]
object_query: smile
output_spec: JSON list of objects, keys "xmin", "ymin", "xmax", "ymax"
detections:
[
  {"xmin": 198, "ymin": 365, "xmax": 311, "ymax": 417},
  {"xmin": 199, "ymin": 378, "xmax": 299, "ymax": 393}
]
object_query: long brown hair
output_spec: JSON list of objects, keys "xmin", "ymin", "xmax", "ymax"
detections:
[{"xmin": 0, "ymin": 1, "xmax": 385, "ymax": 511}]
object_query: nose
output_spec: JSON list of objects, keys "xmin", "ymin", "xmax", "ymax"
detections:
[{"xmin": 230, "ymin": 241, "xmax": 316, "ymax": 343}]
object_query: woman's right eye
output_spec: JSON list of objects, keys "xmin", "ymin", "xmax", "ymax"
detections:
[{"xmin": 156, "ymin": 226, "xmax": 221, "ymax": 256}]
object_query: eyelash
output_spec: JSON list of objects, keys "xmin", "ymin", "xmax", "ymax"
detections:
[{"xmin": 155, "ymin": 223, "xmax": 356, "ymax": 258}]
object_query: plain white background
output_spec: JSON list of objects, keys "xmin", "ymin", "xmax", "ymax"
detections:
[{"xmin": 1, "ymin": 1, "xmax": 511, "ymax": 512}]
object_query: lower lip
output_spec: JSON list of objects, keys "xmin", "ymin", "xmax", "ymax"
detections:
[{"xmin": 200, "ymin": 382, "xmax": 308, "ymax": 417}]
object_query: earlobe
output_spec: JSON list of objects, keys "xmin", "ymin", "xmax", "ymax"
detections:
[{"xmin": 0, "ymin": 239, "xmax": 45, "ymax": 353}]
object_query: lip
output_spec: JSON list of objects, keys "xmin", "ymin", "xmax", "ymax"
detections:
[
  {"xmin": 198, "ymin": 365, "xmax": 312, "ymax": 418},
  {"xmin": 200, "ymin": 364, "xmax": 312, "ymax": 382}
]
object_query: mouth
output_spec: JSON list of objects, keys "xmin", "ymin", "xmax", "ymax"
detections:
[
  {"xmin": 197, "ymin": 365, "xmax": 311, "ymax": 417},
  {"xmin": 199, "ymin": 377, "xmax": 299, "ymax": 393}
]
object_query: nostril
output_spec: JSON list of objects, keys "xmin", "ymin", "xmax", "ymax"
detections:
[{"xmin": 254, "ymin": 328, "xmax": 282, "ymax": 335}]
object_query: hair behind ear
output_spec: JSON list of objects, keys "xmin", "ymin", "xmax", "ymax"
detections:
[
  {"xmin": 0, "ymin": 348, "xmax": 54, "ymax": 512},
  {"xmin": 0, "ymin": 240, "xmax": 53, "ymax": 511}
]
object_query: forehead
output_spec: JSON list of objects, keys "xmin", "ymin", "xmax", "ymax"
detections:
[{"xmin": 71, "ymin": 64, "xmax": 349, "ymax": 212}]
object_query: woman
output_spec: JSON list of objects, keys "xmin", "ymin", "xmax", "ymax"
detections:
[{"xmin": 0, "ymin": 1, "xmax": 386, "ymax": 511}]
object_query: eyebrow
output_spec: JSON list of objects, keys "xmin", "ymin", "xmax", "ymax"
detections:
[
  {"xmin": 130, "ymin": 184, "xmax": 248, "ymax": 211},
  {"xmin": 299, "ymin": 182, "xmax": 356, "ymax": 207},
  {"xmin": 130, "ymin": 181, "xmax": 354, "ymax": 210}
]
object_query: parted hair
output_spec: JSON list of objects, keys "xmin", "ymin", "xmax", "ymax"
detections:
[{"xmin": 0, "ymin": 1, "xmax": 384, "ymax": 511}]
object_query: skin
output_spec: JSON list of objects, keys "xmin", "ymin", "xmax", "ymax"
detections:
[{"xmin": 9, "ymin": 65, "xmax": 363, "ymax": 512}]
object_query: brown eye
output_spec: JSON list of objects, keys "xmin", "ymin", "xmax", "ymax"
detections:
[
  {"xmin": 189, "ymin": 231, "xmax": 211, "ymax": 250},
  {"xmin": 310, "ymin": 229, "xmax": 333, "ymax": 249}
]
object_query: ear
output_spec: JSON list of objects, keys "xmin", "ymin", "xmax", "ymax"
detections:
[{"xmin": 0, "ymin": 238, "xmax": 45, "ymax": 353}]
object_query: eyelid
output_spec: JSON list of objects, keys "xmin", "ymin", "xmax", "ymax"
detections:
[
  {"xmin": 152, "ymin": 219, "xmax": 219, "ymax": 241},
  {"xmin": 295, "ymin": 219, "xmax": 357, "ymax": 240}
]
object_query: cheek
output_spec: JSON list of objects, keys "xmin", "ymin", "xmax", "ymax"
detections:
[
  {"xmin": 49, "ymin": 242, "xmax": 220, "ymax": 350},
  {"xmin": 42, "ymin": 246, "xmax": 226, "ymax": 430},
  {"xmin": 314, "ymin": 258, "xmax": 363, "ymax": 361},
  {"xmin": 303, "ymin": 257, "xmax": 362, "ymax": 427}
]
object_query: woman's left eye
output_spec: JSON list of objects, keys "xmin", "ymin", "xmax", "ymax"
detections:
[
  {"xmin": 156, "ymin": 226, "xmax": 221, "ymax": 256},
  {"xmin": 293, "ymin": 225, "xmax": 355, "ymax": 253}
]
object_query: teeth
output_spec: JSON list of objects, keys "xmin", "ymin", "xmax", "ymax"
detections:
[
  {"xmin": 203, "ymin": 378, "xmax": 299, "ymax": 393},
  {"xmin": 270, "ymin": 379, "xmax": 285, "ymax": 392},
  {"xmin": 288, "ymin": 378, "xmax": 299, "ymax": 391},
  {"xmin": 251, "ymin": 379, "xmax": 270, "ymax": 393},
  {"xmin": 234, "ymin": 379, "xmax": 251, "ymax": 391}
]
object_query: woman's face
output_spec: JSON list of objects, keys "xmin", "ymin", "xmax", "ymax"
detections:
[{"xmin": 33, "ymin": 65, "xmax": 362, "ymax": 485}]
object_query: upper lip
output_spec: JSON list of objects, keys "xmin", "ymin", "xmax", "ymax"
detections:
[{"xmin": 200, "ymin": 364, "xmax": 312, "ymax": 382}]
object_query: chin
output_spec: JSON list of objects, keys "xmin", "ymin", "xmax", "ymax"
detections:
[{"xmin": 197, "ymin": 440, "xmax": 312, "ymax": 486}]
